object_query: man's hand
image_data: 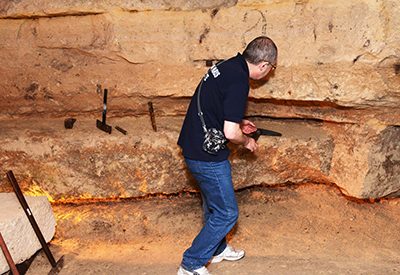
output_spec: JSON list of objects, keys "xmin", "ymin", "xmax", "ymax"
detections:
[
  {"xmin": 243, "ymin": 135, "xmax": 258, "ymax": 152},
  {"xmin": 240, "ymin": 119, "xmax": 257, "ymax": 134},
  {"xmin": 224, "ymin": 120, "xmax": 258, "ymax": 152}
]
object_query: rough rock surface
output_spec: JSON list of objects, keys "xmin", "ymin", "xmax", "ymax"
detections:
[
  {"xmin": 0, "ymin": 117, "xmax": 399, "ymax": 201},
  {"xmin": 0, "ymin": 193, "xmax": 56, "ymax": 274},
  {"xmin": 0, "ymin": 0, "xmax": 399, "ymax": 125},
  {"xmin": 0, "ymin": 0, "xmax": 399, "ymax": 200}
]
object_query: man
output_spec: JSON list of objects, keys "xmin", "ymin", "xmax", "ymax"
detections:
[{"xmin": 177, "ymin": 36, "xmax": 278, "ymax": 275}]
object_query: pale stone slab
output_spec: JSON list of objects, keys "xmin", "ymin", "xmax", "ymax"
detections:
[{"xmin": 0, "ymin": 193, "xmax": 56, "ymax": 274}]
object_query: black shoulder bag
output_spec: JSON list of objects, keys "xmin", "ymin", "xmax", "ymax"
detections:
[{"xmin": 197, "ymin": 61, "xmax": 228, "ymax": 155}]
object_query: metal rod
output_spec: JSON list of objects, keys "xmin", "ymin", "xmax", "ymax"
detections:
[{"xmin": 115, "ymin": 126, "xmax": 127, "ymax": 135}]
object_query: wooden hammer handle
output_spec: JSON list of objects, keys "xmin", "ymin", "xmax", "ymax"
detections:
[
  {"xmin": 102, "ymin": 89, "xmax": 108, "ymax": 123},
  {"xmin": 6, "ymin": 171, "xmax": 57, "ymax": 268},
  {"xmin": 0, "ymin": 231, "xmax": 20, "ymax": 275}
]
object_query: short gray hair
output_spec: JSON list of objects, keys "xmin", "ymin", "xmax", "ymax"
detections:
[{"xmin": 242, "ymin": 36, "xmax": 278, "ymax": 65}]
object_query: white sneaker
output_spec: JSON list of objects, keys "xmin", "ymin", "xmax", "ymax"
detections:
[
  {"xmin": 177, "ymin": 266, "xmax": 212, "ymax": 275},
  {"xmin": 211, "ymin": 245, "xmax": 245, "ymax": 263}
]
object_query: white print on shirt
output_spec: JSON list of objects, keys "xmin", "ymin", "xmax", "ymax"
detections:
[
  {"xmin": 203, "ymin": 65, "xmax": 221, "ymax": 82},
  {"xmin": 210, "ymin": 65, "xmax": 221, "ymax": 78}
]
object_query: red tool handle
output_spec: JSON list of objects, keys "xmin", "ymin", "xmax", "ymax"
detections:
[{"xmin": 0, "ymin": 231, "xmax": 20, "ymax": 275}]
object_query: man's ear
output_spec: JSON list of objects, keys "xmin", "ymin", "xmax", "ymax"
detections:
[{"xmin": 259, "ymin": 62, "xmax": 267, "ymax": 71}]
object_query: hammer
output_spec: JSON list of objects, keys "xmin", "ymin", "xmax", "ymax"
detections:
[
  {"xmin": 6, "ymin": 171, "xmax": 64, "ymax": 275},
  {"xmin": 96, "ymin": 89, "xmax": 112, "ymax": 134}
]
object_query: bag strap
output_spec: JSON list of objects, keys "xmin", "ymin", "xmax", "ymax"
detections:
[
  {"xmin": 197, "ymin": 59, "xmax": 228, "ymax": 134},
  {"xmin": 197, "ymin": 78, "xmax": 208, "ymax": 134}
]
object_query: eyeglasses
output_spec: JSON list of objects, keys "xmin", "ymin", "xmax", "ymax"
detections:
[{"xmin": 262, "ymin": 60, "xmax": 276, "ymax": 70}]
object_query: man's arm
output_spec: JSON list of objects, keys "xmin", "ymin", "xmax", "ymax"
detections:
[{"xmin": 224, "ymin": 120, "xmax": 258, "ymax": 152}]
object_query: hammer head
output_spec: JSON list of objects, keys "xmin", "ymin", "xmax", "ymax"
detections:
[
  {"xmin": 250, "ymin": 128, "xmax": 282, "ymax": 141},
  {"xmin": 96, "ymin": 119, "xmax": 112, "ymax": 134},
  {"xmin": 48, "ymin": 255, "xmax": 65, "ymax": 275}
]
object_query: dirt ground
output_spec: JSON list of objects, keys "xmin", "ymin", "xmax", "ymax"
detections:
[{"xmin": 10, "ymin": 184, "xmax": 400, "ymax": 275}]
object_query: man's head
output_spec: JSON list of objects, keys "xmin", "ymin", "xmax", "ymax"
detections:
[
  {"xmin": 243, "ymin": 36, "xmax": 277, "ymax": 65},
  {"xmin": 243, "ymin": 36, "xmax": 278, "ymax": 80}
]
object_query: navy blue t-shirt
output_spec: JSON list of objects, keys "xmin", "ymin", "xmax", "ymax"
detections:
[{"xmin": 177, "ymin": 53, "xmax": 250, "ymax": 162}]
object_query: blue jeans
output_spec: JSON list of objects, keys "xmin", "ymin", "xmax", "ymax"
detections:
[{"xmin": 181, "ymin": 158, "xmax": 239, "ymax": 271}]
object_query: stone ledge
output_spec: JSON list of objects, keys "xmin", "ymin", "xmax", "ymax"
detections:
[
  {"xmin": 0, "ymin": 116, "xmax": 399, "ymax": 201},
  {"xmin": 0, "ymin": 0, "xmax": 238, "ymax": 18}
]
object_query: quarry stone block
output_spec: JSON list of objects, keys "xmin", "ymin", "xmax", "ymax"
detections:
[
  {"xmin": 363, "ymin": 126, "xmax": 400, "ymax": 198},
  {"xmin": 0, "ymin": 193, "xmax": 56, "ymax": 274}
]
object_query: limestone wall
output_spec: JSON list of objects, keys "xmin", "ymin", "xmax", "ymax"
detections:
[
  {"xmin": 0, "ymin": 0, "xmax": 399, "ymax": 122},
  {"xmin": 0, "ymin": 0, "xmax": 399, "ymax": 200}
]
